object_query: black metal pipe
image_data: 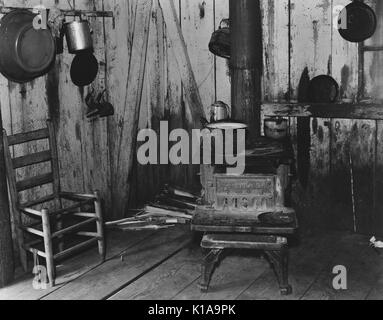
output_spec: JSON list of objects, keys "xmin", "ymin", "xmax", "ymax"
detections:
[{"xmin": 230, "ymin": 0, "xmax": 263, "ymax": 141}]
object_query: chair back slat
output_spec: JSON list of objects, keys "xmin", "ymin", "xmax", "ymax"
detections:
[
  {"xmin": 3, "ymin": 121, "xmax": 60, "ymax": 203},
  {"xmin": 16, "ymin": 173, "xmax": 54, "ymax": 192},
  {"xmin": 12, "ymin": 150, "xmax": 52, "ymax": 169},
  {"xmin": 8, "ymin": 128, "xmax": 49, "ymax": 146}
]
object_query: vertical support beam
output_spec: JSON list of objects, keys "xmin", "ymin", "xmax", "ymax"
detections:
[
  {"xmin": 0, "ymin": 105, "xmax": 14, "ymax": 288},
  {"xmin": 230, "ymin": 0, "xmax": 263, "ymax": 142}
]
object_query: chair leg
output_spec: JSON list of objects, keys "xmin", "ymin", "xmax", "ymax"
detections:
[
  {"xmin": 200, "ymin": 249, "xmax": 223, "ymax": 293},
  {"xmin": 17, "ymin": 227, "xmax": 28, "ymax": 272},
  {"xmin": 20, "ymin": 249, "xmax": 28, "ymax": 272},
  {"xmin": 56, "ymin": 214, "xmax": 64, "ymax": 253},
  {"xmin": 41, "ymin": 209, "xmax": 55, "ymax": 287},
  {"xmin": 94, "ymin": 191, "xmax": 106, "ymax": 262}
]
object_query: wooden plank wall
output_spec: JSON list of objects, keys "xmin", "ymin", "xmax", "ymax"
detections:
[
  {"xmin": 264, "ymin": 0, "xmax": 383, "ymax": 236},
  {"xmin": 1, "ymin": 0, "xmax": 383, "ymax": 243},
  {"xmin": 0, "ymin": 0, "xmax": 229, "ymax": 227}
]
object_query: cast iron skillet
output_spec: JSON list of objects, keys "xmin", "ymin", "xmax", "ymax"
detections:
[
  {"xmin": 70, "ymin": 50, "xmax": 99, "ymax": 87},
  {"xmin": 338, "ymin": 1, "xmax": 377, "ymax": 43},
  {"xmin": 308, "ymin": 75, "xmax": 339, "ymax": 103}
]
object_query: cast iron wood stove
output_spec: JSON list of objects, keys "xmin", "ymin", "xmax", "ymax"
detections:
[
  {"xmin": 191, "ymin": 0, "xmax": 298, "ymax": 295},
  {"xmin": 194, "ymin": 139, "xmax": 298, "ymax": 295}
]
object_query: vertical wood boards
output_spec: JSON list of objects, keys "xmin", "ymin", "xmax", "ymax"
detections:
[
  {"xmin": 75, "ymin": 0, "xmax": 112, "ymax": 214},
  {"xmin": 181, "ymin": 0, "xmax": 215, "ymax": 119},
  {"xmin": 331, "ymin": 0, "xmax": 375, "ymax": 234},
  {"xmin": 262, "ymin": 0, "xmax": 290, "ymax": 103},
  {"xmin": 289, "ymin": 0, "xmax": 332, "ymax": 230},
  {"xmin": 181, "ymin": 0, "xmax": 215, "ymax": 188},
  {"xmin": 365, "ymin": 0, "xmax": 383, "ymax": 235},
  {"xmin": 134, "ymin": 0, "xmax": 169, "ymax": 207},
  {"xmin": 162, "ymin": 0, "xmax": 188, "ymax": 188},
  {"xmin": 103, "ymin": 0, "xmax": 137, "ymax": 218},
  {"xmin": 107, "ymin": 0, "xmax": 152, "ymax": 218}
]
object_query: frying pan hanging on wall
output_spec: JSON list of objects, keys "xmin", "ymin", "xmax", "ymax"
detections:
[
  {"xmin": 0, "ymin": 10, "xmax": 56, "ymax": 83},
  {"xmin": 308, "ymin": 75, "xmax": 339, "ymax": 103},
  {"xmin": 338, "ymin": 1, "xmax": 377, "ymax": 43}
]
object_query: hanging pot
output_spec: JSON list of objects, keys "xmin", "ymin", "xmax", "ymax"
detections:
[
  {"xmin": 64, "ymin": 20, "xmax": 93, "ymax": 54},
  {"xmin": 338, "ymin": 1, "xmax": 377, "ymax": 43},
  {"xmin": 209, "ymin": 19, "xmax": 230, "ymax": 59},
  {"xmin": 0, "ymin": 10, "xmax": 56, "ymax": 83}
]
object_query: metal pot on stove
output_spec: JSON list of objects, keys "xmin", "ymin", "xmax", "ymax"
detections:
[
  {"xmin": 264, "ymin": 117, "xmax": 288, "ymax": 141},
  {"xmin": 210, "ymin": 101, "xmax": 231, "ymax": 123}
]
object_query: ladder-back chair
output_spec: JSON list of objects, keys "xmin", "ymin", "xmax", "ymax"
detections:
[{"xmin": 2, "ymin": 120, "xmax": 105, "ymax": 287}]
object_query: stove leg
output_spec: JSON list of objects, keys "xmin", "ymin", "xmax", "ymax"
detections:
[
  {"xmin": 265, "ymin": 248, "xmax": 292, "ymax": 296},
  {"xmin": 200, "ymin": 249, "xmax": 223, "ymax": 293}
]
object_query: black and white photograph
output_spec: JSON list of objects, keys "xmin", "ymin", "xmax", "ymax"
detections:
[{"xmin": 0, "ymin": 0, "xmax": 383, "ymax": 306}]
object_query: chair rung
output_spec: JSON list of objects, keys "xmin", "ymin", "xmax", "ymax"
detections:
[
  {"xmin": 54, "ymin": 238, "xmax": 98, "ymax": 261},
  {"xmin": 13, "ymin": 150, "xmax": 52, "ymax": 169},
  {"xmin": 52, "ymin": 217, "xmax": 98, "ymax": 239},
  {"xmin": 20, "ymin": 225, "xmax": 44, "ymax": 237},
  {"xmin": 74, "ymin": 212, "xmax": 97, "ymax": 218},
  {"xmin": 8, "ymin": 128, "xmax": 50, "ymax": 146},
  {"xmin": 60, "ymin": 192, "xmax": 97, "ymax": 201},
  {"xmin": 77, "ymin": 231, "xmax": 100, "ymax": 238},
  {"xmin": 16, "ymin": 173, "xmax": 54, "ymax": 191},
  {"xmin": 20, "ymin": 194, "xmax": 56, "ymax": 209},
  {"xmin": 23, "ymin": 245, "xmax": 46, "ymax": 258},
  {"xmin": 53, "ymin": 200, "xmax": 93, "ymax": 217},
  {"xmin": 23, "ymin": 240, "xmax": 46, "ymax": 258},
  {"xmin": 20, "ymin": 208, "xmax": 43, "ymax": 217}
]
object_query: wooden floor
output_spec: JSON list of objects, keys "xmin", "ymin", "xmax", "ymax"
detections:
[{"xmin": 1, "ymin": 226, "xmax": 383, "ymax": 300}]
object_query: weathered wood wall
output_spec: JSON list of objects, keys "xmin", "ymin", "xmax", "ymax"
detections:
[
  {"xmin": 0, "ymin": 0, "xmax": 229, "ymax": 227},
  {"xmin": 263, "ymin": 0, "xmax": 383, "ymax": 236},
  {"xmin": 1, "ymin": 0, "xmax": 383, "ymax": 248}
]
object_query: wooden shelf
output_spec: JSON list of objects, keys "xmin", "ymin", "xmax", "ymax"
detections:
[
  {"xmin": 262, "ymin": 102, "xmax": 383, "ymax": 120},
  {"xmin": 0, "ymin": 7, "xmax": 114, "ymax": 18}
]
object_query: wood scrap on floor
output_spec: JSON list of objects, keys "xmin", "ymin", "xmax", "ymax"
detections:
[{"xmin": 106, "ymin": 186, "xmax": 201, "ymax": 231}]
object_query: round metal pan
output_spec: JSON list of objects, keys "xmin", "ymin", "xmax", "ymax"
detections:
[
  {"xmin": 308, "ymin": 75, "xmax": 339, "ymax": 103},
  {"xmin": 338, "ymin": 1, "xmax": 377, "ymax": 43},
  {"xmin": 0, "ymin": 10, "xmax": 56, "ymax": 83}
]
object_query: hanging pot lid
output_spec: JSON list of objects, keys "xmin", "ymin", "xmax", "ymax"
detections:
[
  {"xmin": 308, "ymin": 75, "xmax": 339, "ymax": 103},
  {"xmin": 206, "ymin": 120, "xmax": 248, "ymax": 130},
  {"xmin": 70, "ymin": 51, "xmax": 99, "ymax": 87},
  {"xmin": 338, "ymin": 1, "xmax": 377, "ymax": 43}
]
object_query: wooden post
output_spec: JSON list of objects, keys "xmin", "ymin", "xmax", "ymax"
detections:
[{"xmin": 0, "ymin": 103, "xmax": 14, "ymax": 288}]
